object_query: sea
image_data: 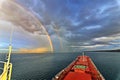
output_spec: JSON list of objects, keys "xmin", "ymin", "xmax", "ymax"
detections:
[{"xmin": 0, "ymin": 52, "xmax": 120, "ymax": 80}]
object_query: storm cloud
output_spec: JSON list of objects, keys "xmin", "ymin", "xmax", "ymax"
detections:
[
  {"xmin": 0, "ymin": 0, "xmax": 46, "ymax": 35},
  {"xmin": 0, "ymin": 0, "xmax": 53, "ymax": 53},
  {"xmin": 14, "ymin": 0, "xmax": 120, "ymax": 51}
]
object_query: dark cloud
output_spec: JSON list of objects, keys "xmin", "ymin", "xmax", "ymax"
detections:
[
  {"xmin": 15, "ymin": 0, "xmax": 120, "ymax": 51},
  {"xmin": 1, "ymin": 0, "xmax": 46, "ymax": 35}
]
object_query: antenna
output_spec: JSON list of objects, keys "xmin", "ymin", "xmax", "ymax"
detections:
[
  {"xmin": 6, "ymin": 26, "xmax": 14, "ymax": 66},
  {"xmin": 82, "ymin": 52, "xmax": 85, "ymax": 61},
  {"xmin": 9, "ymin": 26, "xmax": 14, "ymax": 45}
]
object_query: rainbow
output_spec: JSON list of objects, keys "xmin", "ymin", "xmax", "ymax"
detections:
[{"xmin": 0, "ymin": 0, "xmax": 54, "ymax": 53}]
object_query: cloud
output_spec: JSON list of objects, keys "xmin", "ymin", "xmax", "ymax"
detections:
[
  {"xmin": 0, "ymin": 0, "xmax": 46, "ymax": 35},
  {"xmin": 93, "ymin": 35, "xmax": 120, "ymax": 42},
  {"xmin": 116, "ymin": 0, "xmax": 120, "ymax": 8},
  {"xmin": 14, "ymin": 0, "xmax": 120, "ymax": 51},
  {"xmin": 82, "ymin": 25, "xmax": 102, "ymax": 30},
  {"xmin": 0, "ymin": 21, "xmax": 50, "ymax": 50},
  {"xmin": 19, "ymin": 47, "xmax": 49, "ymax": 53},
  {"xmin": 0, "ymin": 1, "xmax": 54, "ymax": 53}
]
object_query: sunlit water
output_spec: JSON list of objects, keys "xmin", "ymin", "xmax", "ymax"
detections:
[{"xmin": 0, "ymin": 52, "xmax": 120, "ymax": 80}]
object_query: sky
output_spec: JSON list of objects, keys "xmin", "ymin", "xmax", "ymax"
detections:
[
  {"xmin": 0, "ymin": 0, "xmax": 120, "ymax": 53},
  {"xmin": 0, "ymin": 0, "xmax": 53, "ymax": 53}
]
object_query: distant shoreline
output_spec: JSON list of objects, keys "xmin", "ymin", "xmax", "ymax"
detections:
[{"xmin": 88, "ymin": 49, "xmax": 120, "ymax": 52}]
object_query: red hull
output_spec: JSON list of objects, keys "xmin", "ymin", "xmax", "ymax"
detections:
[{"xmin": 53, "ymin": 56, "xmax": 105, "ymax": 80}]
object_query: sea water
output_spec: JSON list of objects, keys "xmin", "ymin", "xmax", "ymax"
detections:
[{"xmin": 0, "ymin": 52, "xmax": 120, "ymax": 80}]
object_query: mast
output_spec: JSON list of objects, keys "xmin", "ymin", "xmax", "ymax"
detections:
[
  {"xmin": 0, "ymin": 26, "xmax": 13, "ymax": 80},
  {"xmin": 6, "ymin": 26, "xmax": 14, "ymax": 66}
]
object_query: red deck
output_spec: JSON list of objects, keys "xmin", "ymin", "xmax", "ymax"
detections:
[{"xmin": 53, "ymin": 56, "xmax": 105, "ymax": 80}]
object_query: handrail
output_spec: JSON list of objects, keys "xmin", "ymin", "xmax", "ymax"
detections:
[{"xmin": 0, "ymin": 62, "xmax": 12, "ymax": 80}]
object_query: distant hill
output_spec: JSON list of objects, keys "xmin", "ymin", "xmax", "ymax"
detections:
[{"xmin": 89, "ymin": 49, "xmax": 120, "ymax": 52}]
